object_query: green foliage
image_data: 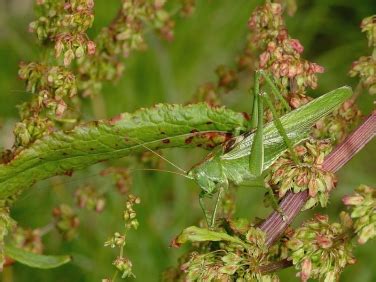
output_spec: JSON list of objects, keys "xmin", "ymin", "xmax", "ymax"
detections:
[
  {"xmin": 266, "ymin": 139, "xmax": 336, "ymax": 209},
  {"xmin": 343, "ymin": 185, "xmax": 376, "ymax": 244},
  {"xmin": 169, "ymin": 223, "xmax": 279, "ymax": 281},
  {"xmin": 0, "ymin": 103, "xmax": 247, "ymax": 199},
  {"xmin": 286, "ymin": 214, "xmax": 355, "ymax": 281},
  {"xmin": 4, "ymin": 244, "xmax": 71, "ymax": 269}
]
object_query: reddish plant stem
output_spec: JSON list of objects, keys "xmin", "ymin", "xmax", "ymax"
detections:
[
  {"xmin": 260, "ymin": 111, "xmax": 376, "ymax": 247},
  {"xmin": 258, "ymin": 259, "xmax": 293, "ymax": 274}
]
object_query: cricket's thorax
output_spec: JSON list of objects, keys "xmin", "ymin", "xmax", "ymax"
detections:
[
  {"xmin": 188, "ymin": 150, "xmax": 228, "ymax": 195},
  {"xmin": 188, "ymin": 140, "xmax": 255, "ymax": 192}
]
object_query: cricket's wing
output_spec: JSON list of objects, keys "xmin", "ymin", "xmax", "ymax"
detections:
[{"xmin": 221, "ymin": 86, "xmax": 352, "ymax": 168}]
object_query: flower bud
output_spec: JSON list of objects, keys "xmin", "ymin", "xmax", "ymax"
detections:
[
  {"xmin": 87, "ymin": 40, "xmax": 96, "ymax": 55},
  {"xmin": 300, "ymin": 259, "xmax": 312, "ymax": 282},
  {"xmin": 342, "ymin": 194, "xmax": 364, "ymax": 206}
]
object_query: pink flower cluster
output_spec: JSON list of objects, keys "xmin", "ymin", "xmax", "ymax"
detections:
[{"xmin": 248, "ymin": 2, "xmax": 325, "ymax": 91}]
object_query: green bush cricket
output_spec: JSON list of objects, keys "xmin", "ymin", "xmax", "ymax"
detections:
[{"xmin": 185, "ymin": 70, "xmax": 352, "ymax": 227}]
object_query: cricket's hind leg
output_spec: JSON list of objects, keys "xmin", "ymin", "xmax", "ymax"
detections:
[{"xmin": 258, "ymin": 70, "xmax": 300, "ymax": 164}]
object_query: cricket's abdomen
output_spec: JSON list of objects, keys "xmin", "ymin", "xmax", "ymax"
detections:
[{"xmin": 221, "ymin": 157, "xmax": 256, "ymax": 185}]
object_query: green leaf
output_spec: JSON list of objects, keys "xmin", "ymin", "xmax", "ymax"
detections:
[
  {"xmin": 0, "ymin": 103, "xmax": 247, "ymax": 199},
  {"xmin": 4, "ymin": 244, "xmax": 71, "ymax": 269},
  {"xmin": 174, "ymin": 226, "xmax": 248, "ymax": 248}
]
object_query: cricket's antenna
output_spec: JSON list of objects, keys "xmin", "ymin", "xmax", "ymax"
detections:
[
  {"xmin": 130, "ymin": 137, "xmax": 188, "ymax": 174},
  {"xmin": 130, "ymin": 168, "xmax": 193, "ymax": 180}
]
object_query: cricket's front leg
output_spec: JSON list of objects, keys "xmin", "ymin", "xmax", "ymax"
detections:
[
  {"xmin": 249, "ymin": 71, "xmax": 264, "ymax": 177},
  {"xmin": 199, "ymin": 183, "xmax": 228, "ymax": 229},
  {"xmin": 199, "ymin": 192, "xmax": 211, "ymax": 228},
  {"xmin": 248, "ymin": 71, "xmax": 291, "ymax": 220}
]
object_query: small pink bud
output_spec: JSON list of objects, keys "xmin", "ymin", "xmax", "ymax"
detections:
[
  {"xmin": 342, "ymin": 99, "xmax": 354, "ymax": 110},
  {"xmin": 87, "ymin": 40, "xmax": 96, "ymax": 55},
  {"xmin": 86, "ymin": 0, "xmax": 94, "ymax": 9},
  {"xmin": 271, "ymin": 62, "xmax": 280, "ymax": 77},
  {"xmin": 310, "ymin": 63, "xmax": 325, "ymax": 73},
  {"xmin": 290, "ymin": 39, "xmax": 304, "ymax": 53},
  {"xmin": 154, "ymin": 0, "xmax": 166, "ymax": 9},
  {"xmin": 288, "ymin": 65, "xmax": 297, "ymax": 78},
  {"xmin": 308, "ymin": 178, "xmax": 318, "ymax": 197},
  {"xmin": 290, "ymin": 97, "xmax": 301, "ymax": 108},
  {"xmin": 280, "ymin": 62, "xmax": 289, "ymax": 76},
  {"xmin": 275, "ymin": 168, "xmax": 285, "ymax": 177},
  {"xmin": 267, "ymin": 41, "xmax": 276, "ymax": 52},
  {"xmin": 342, "ymin": 194, "xmax": 364, "ymax": 205},
  {"xmin": 259, "ymin": 52, "xmax": 270, "ymax": 68},
  {"xmin": 300, "ymin": 259, "xmax": 312, "ymax": 282},
  {"xmin": 55, "ymin": 41, "xmax": 64, "ymax": 57},
  {"xmin": 358, "ymin": 224, "xmax": 375, "ymax": 244},
  {"xmin": 56, "ymin": 101, "xmax": 67, "ymax": 118},
  {"xmin": 270, "ymin": 3, "xmax": 282, "ymax": 15},
  {"xmin": 315, "ymin": 214, "xmax": 328, "ymax": 223},
  {"xmin": 347, "ymin": 257, "xmax": 357, "ymax": 264},
  {"xmin": 64, "ymin": 2, "xmax": 71, "ymax": 10},
  {"xmin": 248, "ymin": 16, "xmax": 257, "ymax": 29},
  {"xmin": 316, "ymin": 234, "xmax": 333, "ymax": 248},
  {"xmin": 277, "ymin": 29, "xmax": 288, "ymax": 41},
  {"xmin": 296, "ymin": 62, "xmax": 304, "ymax": 75},
  {"xmin": 63, "ymin": 49, "xmax": 74, "ymax": 66}
]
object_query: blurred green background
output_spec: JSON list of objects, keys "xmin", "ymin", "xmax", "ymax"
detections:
[{"xmin": 0, "ymin": 0, "xmax": 375, "ymax": 281}]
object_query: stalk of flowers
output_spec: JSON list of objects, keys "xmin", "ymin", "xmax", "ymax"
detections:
[
  {"xmin": 312, "ymin": 15, "xmax": 376, "ymax": 148},
  {"xmin": 286, "ymin": 214, "xmax": 355, "ymax": 282},
  {"xmin": 266, "ymin": 139, "xmax": 336, "ymax": 210},
  {"xmin": 249, "ymin": 2, "xmax": 361, "ymax": 143},
  {"xmin": 103, "ymin": 194, "xmax": 140, "ymax": 280},
  {"xmin": 191, "ymin": 2, "xmax": 302, "ymax": 107},
  {"xmin": 15, "ymin": 62, "xmax": 79, "ymax": 147},
  {"xmin": 18, "ymin": 62, "xmax": 77, "ymax": 117},
  {"xmin": 342, "ymin": 185, "xmax": 376, "ymax": 244},
  {"xmin": 311, "ymin": 98, "xmax": 362, "ymax": 145},
  {"xmin": 312, "ymin": 15, "xmax": 375, "ymax": 147},
  {"xmin": 29, "ymin": 0, "xmax": 96, "ymax": 65},
  {"xmin": 14, "ymin": 0, "xmax": 96, "ymax": 148},
  {"xmin": 164, "ymin": 220, "xmax": 287, "ymax": 281},
  {"xmin": 77, "ymin": 0, "xmax": 192, "ymax": 96},
  {"xmin": 11, "ymin": 226, "xmax": 43, "ymax": 254},
  {"xmin": 190, "ymin": 62, "xmax": 241, "ymax": 106},
  {"xmin": 52, "ymin": 204, "xmax": 80, "ymax": 241},
  {"xmin": 75, "ymin": 185, "xmax": 106, "ymax": 212},
  {"xmin": 312, "ymin": 16, "xmax": 376, "ymax": 146},
  {"xmin": 349, "ymin": 15, "xmax": 376, "ymax": 96},
  {"xmin": 100, "ymin": 167, "xmax": 133, "ymax": 195},
  {"xmin": 248, "ymin": 2, "xmax": 324, "ymax": 107}
]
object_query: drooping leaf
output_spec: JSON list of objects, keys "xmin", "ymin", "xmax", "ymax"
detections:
[
  {"xmin": 4, "ymin": 244, "xmax": 71, "ymax": 269},
  {"xmin": 173, "ymin": 226, "xmax": 248, "ymax": 248},
  {"xmin": 0, "ymin": 103, "xmax": 248, "ymax": 199}
]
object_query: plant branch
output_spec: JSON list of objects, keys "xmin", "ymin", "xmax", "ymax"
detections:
[
  {"xmin": 260, "ymin": 111, "xmax": 376, "ymax": 247},
  {"xmin": 259, "ymin": 259, "xmax": 293, "ymax": 274}
]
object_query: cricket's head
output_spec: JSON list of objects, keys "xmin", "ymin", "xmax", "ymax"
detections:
[{"xmin": 187, "ymin": 152, "xmax": 226, "ymax": 195}]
